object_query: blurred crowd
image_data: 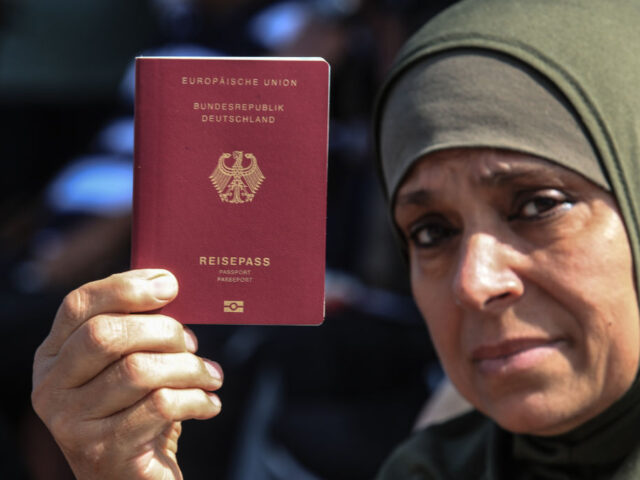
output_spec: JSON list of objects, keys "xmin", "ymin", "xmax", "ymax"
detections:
[{"xmin": 0, "ymin": 0, "xmax": 456, "ymax": 478}]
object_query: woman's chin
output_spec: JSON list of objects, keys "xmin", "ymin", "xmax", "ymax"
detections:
[
  {"xmin": 476, "ymin": 391, "xmax": 596, "ymax": 436},
  {"xmin": 469, "ymin": 368, "xmax": 636, "ymax": 436}
]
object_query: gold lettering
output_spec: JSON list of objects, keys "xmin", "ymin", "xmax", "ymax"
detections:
[
  {"xmin": 182, "ymin": 76, "xmax": 260, "ymax": 86},
  {"xmin": 263, "ymin": 78, "xmax": 297, "ymax": 87},
  {"xmin": 199, "ymin": 255, "xmax": 271, "ymax": 266},
  {"xmin": 201, "ymin": 114, "xmax": 276, "ymax": 124}
]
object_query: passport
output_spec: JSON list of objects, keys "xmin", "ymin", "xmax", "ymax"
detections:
[{"xmin": 131, "ymin": 57, "xmax": 329, "ymax": 325}]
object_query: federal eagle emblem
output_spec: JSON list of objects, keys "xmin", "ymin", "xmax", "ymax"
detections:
[{"xmin": 209, "ymin": 150, "xmax": 265, "ymax": 203}]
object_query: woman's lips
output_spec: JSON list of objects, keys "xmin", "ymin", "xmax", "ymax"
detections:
[{"xmin": 471, "ymin": 338, "xmax": 565, "ymax": 374}]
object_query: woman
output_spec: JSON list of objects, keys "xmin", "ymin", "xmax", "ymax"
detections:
[
  {"xmin": 373, "ymin": 0, "xmax": 640, "ymax": 478},
  {"xmin": 32, "ymin": 0, "xmax": 640, "ymax": 478}
]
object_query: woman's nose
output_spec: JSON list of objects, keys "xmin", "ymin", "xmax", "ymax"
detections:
[{"xmin": 452, "ymin": 232, "xmax": 524, "ymax": 311}]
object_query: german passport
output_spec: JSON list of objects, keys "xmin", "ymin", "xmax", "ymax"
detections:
[{"xmin": 131, "ymin": 57, "xmax": 329, "ymax": 325}]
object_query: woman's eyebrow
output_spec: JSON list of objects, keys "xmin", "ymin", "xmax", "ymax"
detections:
[
  {"xmin": 395, "ymin": 188, "xmax": 433, "ymax": 207},
  {"xmin": 479, "ymin": 168, "xmax": 540, "ymax": 187},
  {"xmin": 395, "ymin": 163, "xmax": 562, "ymax": 207}
]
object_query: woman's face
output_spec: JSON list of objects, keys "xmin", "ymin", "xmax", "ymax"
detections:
[{"xmin": 393, "ymin": 148, "xmax": 640, "ymax": 436}]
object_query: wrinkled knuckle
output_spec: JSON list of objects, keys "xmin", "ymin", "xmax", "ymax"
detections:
[
  {"xmin": 112, "ymin": 272, "xmax": 147, "ymax": 304},
  {"xmin": 79, "ymin": 441, "xmax": 108, "ymax": 470},
  {"xmin": 63, "ymin": 439, "xmax": 108, "ymax": 475},
  {"xmin": 59, "ymin": 287, "xmax": 90, "ymax": 324},
  {"xmin": 32, "ymin": 344, "xmax": 45, "ymax": 370},
  {"xmin": 120, "ymin": 353, "xmax": 151, "ymax": 386},
  {"xmin": 84, "ymin": 316, "xmax": 126, "ymax": 358},
  {"xmin": 154, "ymin": 315, "xmax": 183, "ymax": 344},
  {"xmin": 30, "ymin": 385, "xmax": 48, "ymax": 419},
  {"xmin": 190, "ymin": 354, "xmax": 205, "ymax": 372},
  {"xmin": 149, "ymin": 388, "xmax": 176, "ymax": 422},
  {"xmin": 46, "ymin": 409, "xmax": 78, "ymax": 446},
  {"xmin": 32, "ymin": 344, "xmax": 51, "ymax": 384}
]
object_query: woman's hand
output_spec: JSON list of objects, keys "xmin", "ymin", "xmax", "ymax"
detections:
[{"xmin": 32, "ymin": 269, "xmax": 223, "ymax": 480}]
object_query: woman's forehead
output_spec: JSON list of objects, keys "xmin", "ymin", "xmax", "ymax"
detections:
[{"xmin": 395, "ymin": 148, "xmax": 567, "ymax": 199}]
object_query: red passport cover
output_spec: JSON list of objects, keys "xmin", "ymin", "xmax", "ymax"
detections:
[{"xmin": 132, "ymin": 57, "xmax": 329, "ymax": 325}]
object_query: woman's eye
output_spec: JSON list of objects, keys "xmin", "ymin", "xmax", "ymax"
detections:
[
  {"xmin": 409, "ymin": 221, "xmax": 456, "ymax": 248},
  {"xmin": 514, "ymin": 190, "xmax": 573, "ymax": 220}
]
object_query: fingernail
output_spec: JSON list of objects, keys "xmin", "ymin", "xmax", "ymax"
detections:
[
  {"xmin": 149, "ymin": 273, "xmax": 177, "ymax": 300},
  {"xmin": 208, "ymin": 393, "xmax": 222, "ymax": 408},
  {"xmin": 204, "ymin": 359, "xmax": 223, "ymax": 383},
  {"xmin": 183, "ymin": 330, "xmax": 198, "ymax": 352}
]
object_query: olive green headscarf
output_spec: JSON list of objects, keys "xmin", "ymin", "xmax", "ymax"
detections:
[
  {"xmin": 379, "ymin": 49, "xmax": 610, "ymax": 195},
  {"xmin": 374, "ymin": 1, "xmax": 640, "ymax": 479}
]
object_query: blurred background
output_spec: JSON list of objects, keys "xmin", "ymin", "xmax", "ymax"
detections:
[{"xmin": 0, "ymin": 0, "xmax": 458, "ymax": 478}]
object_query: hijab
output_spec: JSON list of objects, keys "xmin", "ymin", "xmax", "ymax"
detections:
[{"xmin": 374, "ymin": 0, "xmax": 640, "ymax": 478}]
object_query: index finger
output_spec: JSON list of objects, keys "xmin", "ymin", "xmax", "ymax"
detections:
[{"xmin": 40, "ymin": 269, "xmax": 179, "ymax": 357}]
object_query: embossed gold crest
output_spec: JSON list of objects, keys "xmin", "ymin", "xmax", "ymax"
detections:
[{"xmin": 209, "ymin": 150, "xmax": 265, "ymax": 203}]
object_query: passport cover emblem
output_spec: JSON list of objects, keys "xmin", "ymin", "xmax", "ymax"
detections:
[
  {"xmin": 209, "ymin": 150, "xmax": 265, "ymax": 204},
  {"xmin": 131, "ymin": 56, "xmax": 329, "ymax": 325}
]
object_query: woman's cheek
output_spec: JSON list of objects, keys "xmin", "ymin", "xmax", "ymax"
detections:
[{"xmin": 412, "ymin": 269, "xmax": 465, "ymax": 379}]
